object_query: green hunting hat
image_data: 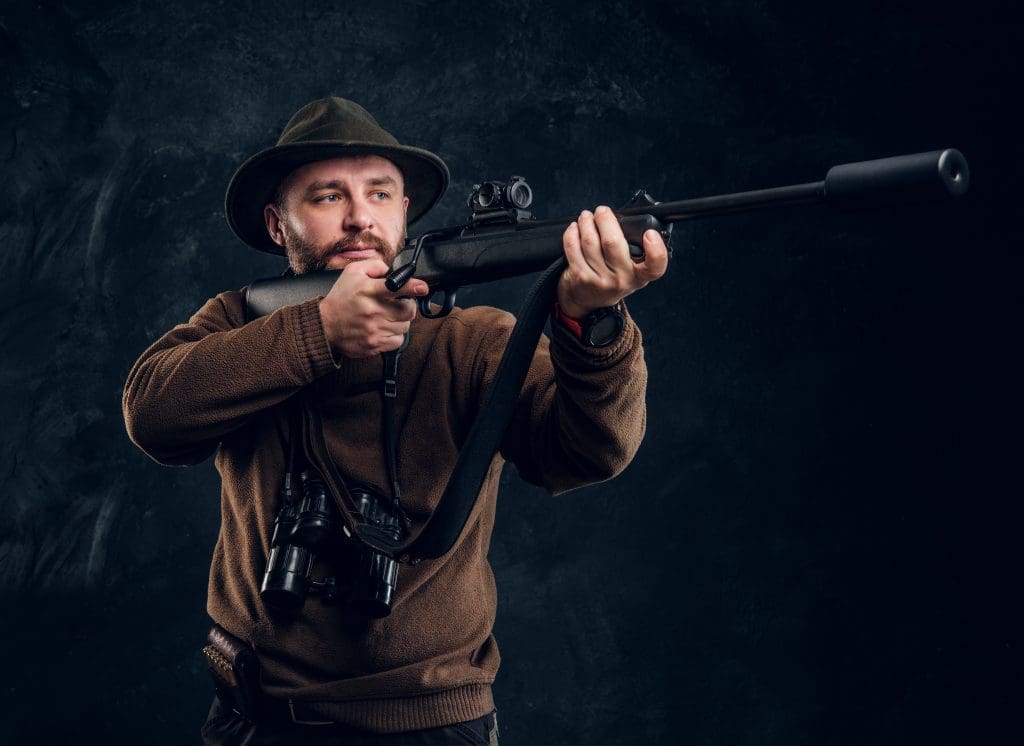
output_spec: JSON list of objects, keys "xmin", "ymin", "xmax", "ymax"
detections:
[{"xmin": 225, "ymin": 97, "xmax": 449, "ymax": 254}]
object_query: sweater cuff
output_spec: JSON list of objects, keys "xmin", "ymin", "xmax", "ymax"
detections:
[
  {"xmin": 549, "ymin": 301, "xmax": 640, "ymax": 370},
  {"xmin": 288, "ymin": 298, "xmax": 339, "ymax": 380}
]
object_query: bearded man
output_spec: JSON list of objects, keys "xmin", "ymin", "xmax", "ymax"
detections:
[{"xmin": 123, "ymin": 97, "xmax": 668, "ymax": 745}]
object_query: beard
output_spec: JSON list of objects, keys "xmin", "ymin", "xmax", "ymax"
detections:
[{"xmin": 284, "ymin": 230, "xmax": 401, "ymax": 274}]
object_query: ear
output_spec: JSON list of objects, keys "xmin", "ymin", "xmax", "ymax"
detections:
[
  {"xmin": 402, "ymin": 195, "xmax": 409, "ymax": 217},
  {"xmin": 264, "ymin": 203, "xmax": 287, "ymax": 248}
]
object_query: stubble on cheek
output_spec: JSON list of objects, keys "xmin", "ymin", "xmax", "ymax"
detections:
[{"xmin": 282, "ymin": 231, "xmax": 324, "ymax": 274}]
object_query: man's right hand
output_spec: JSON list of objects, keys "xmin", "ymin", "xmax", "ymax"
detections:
[{"xmin": 318, "ymin": 259, "xmax": 430, "ymax": 359}]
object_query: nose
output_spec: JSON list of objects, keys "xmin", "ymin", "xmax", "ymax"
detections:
[{"xmin": 342, "ymin": 195, "xmax": 373, "ymax": 233}]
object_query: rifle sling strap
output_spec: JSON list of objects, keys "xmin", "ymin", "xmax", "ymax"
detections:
[{"xmin": 355, "ymin": 257, "xmax": 566, "ymax": 562}]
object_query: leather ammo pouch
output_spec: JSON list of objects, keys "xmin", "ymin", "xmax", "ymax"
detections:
[{"xmin": 203, "ymin": 624, "xmax": 263, "ymax": 722}]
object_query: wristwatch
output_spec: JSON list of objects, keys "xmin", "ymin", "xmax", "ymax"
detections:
[{"xmin": 579, "ymin": 303, "xmax": 626, "ymax": 348}]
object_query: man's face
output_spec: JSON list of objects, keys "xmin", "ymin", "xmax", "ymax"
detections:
[{"xmin": 264, "ymin": 155, "xmax": 410, "ymax": 274}]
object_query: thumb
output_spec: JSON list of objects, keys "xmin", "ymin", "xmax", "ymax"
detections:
[
  {"xmin": 352, "ymin": 258, "xmax": 391, "ymax": 278},
  {"xmin": 637, "ymin": 229, "xmax": 669, "ymax": 282},
  {"xmin": 404, "ymin": 279, "xmax": 430, "ymax": 297}
]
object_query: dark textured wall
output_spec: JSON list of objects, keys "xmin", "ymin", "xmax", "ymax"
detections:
[{"xmin": 1, "ymin": 1, "xmax": 1019, "ymax": 743}]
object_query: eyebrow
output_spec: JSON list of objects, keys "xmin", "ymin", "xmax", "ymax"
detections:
[{"xmin": 304, "ymin": 175, "xmax": 400, "ymax": 194}]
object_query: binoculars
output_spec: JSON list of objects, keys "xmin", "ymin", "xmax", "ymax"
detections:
[{"xmin": 260, "ymin": 470, "xmax": 403, "ymax": 619}]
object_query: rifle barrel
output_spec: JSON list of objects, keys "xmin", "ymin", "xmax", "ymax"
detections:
[{"xmin": 623, "ymin": 182, "xmax": 824, "ymax": 222}]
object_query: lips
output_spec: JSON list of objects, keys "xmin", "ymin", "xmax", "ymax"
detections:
[
  {"xmin": 325, "ymin": 250, "xmax": 376, "ymax": 268},
  {"xmin": 324, "ymin": 243, "xmax": 380, "ymax": 262}
]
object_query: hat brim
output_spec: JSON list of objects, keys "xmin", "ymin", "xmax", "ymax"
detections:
[{"xmin": 225, "ymin": 141, "xmax": 449, "ymax": 255}]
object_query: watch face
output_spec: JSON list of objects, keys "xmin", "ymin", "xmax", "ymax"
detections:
[
  {"xmin": 585, "ymin": 307, "xmax": 625, "ymax": 347},
  {"xmin": 589, "ymin": 315, "xmax": 619, "ymax": 346}
]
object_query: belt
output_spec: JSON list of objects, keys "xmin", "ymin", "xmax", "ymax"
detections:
[
  {"xmin": 217, "ymin": 689, "xmax": 496, "ymax": 736},
  {"xmin": 265, "ymin": 698, "xmax": 346, "ymax": 727},
  {"xmin": 215, "ymin": 689, "xmax": 345, "ymax": 727}
]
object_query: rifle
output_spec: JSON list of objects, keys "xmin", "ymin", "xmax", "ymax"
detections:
[
  {"xmin": 246, "ymin": 149, "xmax": 969, "ymax": 563},
  {"xmin": 247, "ymin": 149, "xmax": 968, "ymax": 317}
]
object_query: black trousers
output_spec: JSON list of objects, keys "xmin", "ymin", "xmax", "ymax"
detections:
[{"xmin": 201, "ymin": 696, "xmax": 499, "ymax": 746}]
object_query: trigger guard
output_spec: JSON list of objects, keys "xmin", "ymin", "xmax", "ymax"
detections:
[{"xmin": 418, "ymin": 290, "xmax": 457, "ymax": 318}]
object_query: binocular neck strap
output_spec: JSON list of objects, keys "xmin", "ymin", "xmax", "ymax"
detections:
[
  {"xmin": 381, "ymin": 346, "xmax": 412, "ymax": 533},
  {"xmin": 281, "ymin": 394, "xmax": 305, "ymax": 503},
  {"xmin": 281, "ymin": 357, "xmax": 407, "ymax": 537}
]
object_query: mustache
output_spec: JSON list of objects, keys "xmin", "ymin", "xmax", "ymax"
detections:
[
  {"xmin": 309, "ymin": 232, "xmax": 393, "ymax": 271},
  {"xmin": 323, "ymin": 232, "xmax": 390, "ymax": 257}
]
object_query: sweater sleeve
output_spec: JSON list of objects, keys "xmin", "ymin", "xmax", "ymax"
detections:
[
  {"xmin": 466, "ymin": 305, "xmax": 648, "ymax": 495},
  {"xmin": 122, "ymin": 289, "xmax": 339, "ymax": 466}
]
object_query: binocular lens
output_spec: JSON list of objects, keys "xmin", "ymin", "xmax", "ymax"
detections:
[
  {"xmin": 349, "ymin": 535, "xmax": 400, "ymax": 619},
  {"xmin": 261, "ymin": 544, "xmax": 314, "ymax": 610}
]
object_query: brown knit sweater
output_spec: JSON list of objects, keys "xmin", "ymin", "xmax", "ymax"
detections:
[{"xmin": 122, "ymin": 289, "xmax": 648, "ymax": 732}]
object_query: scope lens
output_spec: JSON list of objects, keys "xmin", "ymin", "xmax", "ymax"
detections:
[
  {"xmin": 476, "ymin": 182, "xmax": 498, "ymax": 208},
  {"xmin": 509, "ymin": 180, "xmax": 532, "ymax": 209}
]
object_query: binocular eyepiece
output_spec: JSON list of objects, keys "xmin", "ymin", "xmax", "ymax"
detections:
[{"xmin": 260, "ymin": 471, "xmax": 405, "ymax": 618}]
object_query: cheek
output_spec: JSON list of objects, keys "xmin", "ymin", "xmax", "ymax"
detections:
[
  {"xmin": 384, "ymin": 209, "xmax": 407, "ymax": 241},
  {"xmin": 285, "ymin": 210, "xmax": 326, "ymax": 242},
  {"xmin": 391, "ymin": 216, "xmax": 406, "ymax": 239}
]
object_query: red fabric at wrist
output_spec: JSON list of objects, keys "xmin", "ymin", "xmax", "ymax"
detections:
[{"xmin": 553, "ymin": 303, "xmax": 584, "ymax": 340}]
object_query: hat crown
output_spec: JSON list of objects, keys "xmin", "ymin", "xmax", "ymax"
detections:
[{"xmin": 277, "ymin": 97, "xmax": 400, "ymax": 148}]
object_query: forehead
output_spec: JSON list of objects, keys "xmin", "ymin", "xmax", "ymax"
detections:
[{"xmin": 282, "ymin": 155, "xmax": 404, "ymax": 191}]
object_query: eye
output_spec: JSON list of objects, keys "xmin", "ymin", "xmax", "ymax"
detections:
[{"xmin": 371, "ymin": 191, "xmax": 390, "ymax": 201}]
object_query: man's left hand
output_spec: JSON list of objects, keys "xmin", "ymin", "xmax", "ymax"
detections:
[{"xmin": 557, "ymin": 204, "xmax": 669, "ymax": 320}]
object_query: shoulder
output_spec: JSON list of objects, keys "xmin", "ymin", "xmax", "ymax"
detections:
[{"xmin": 186, "ymin": 288, "xmax": 248, "ymax": 331}]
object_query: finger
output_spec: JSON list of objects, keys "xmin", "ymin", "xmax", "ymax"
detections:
[
  {"xmin": 376, "ymin": 332, "xmax": 408, "ymax": 354},
  {"xmin": 366, "ymin": 276, "xmax": 418, "ymax": 304},
  {"xmin": 379, "ymin": 297, "xmax": 418, "ymax": 323},
  {"xmin": 562, "ymin": 221, "xmax": 596, "ymax": 280},
  {"xmin": 593, "ymin": 205, "xmax": 634, "ymax": 276},
  {"xmin": 576, "ymin": 210, "xmax": 605, "ymax": 275},
  {"xmin": 372, "ymin": 276, "xmax": 430, "ymax": 304},
  {"xmin": 635, "ymin": 229, "xmax": 670, "ymax": 282},
  {"xmin": 376, "ymin": 319, "xmax": 413, "ymax": 337},
  {"xmin": 401, "ymin": 278, "xmax": 430, "ymax": 297}
]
